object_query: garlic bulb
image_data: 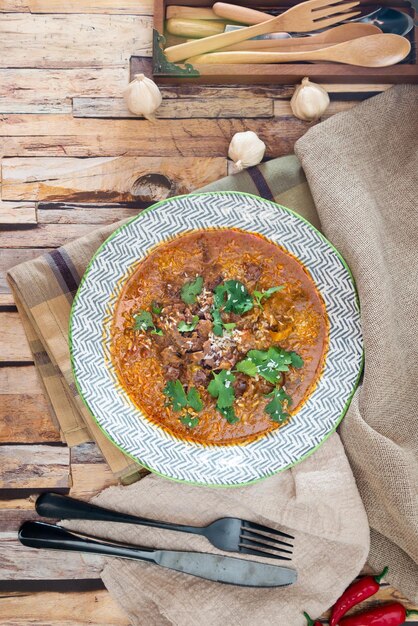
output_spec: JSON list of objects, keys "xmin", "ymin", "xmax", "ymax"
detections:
[
  {"xmin": 228, "ymin": 131, "xmax": 266, "ymax": 171},
  {"xmin": 290, "ymin": 77, "xmax": 330, "ymax": 122},
  {"xmin": 124, "ymin": 74, "xmax": 162, "ymax": 120}
]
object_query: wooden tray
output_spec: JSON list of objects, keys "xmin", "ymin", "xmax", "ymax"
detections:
[{"xmin": 153, "ymin": 0, "xmax": 418, "ymax": 83}]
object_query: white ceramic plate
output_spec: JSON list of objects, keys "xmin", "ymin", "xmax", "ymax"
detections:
[{"xmin": 70, "ymin": 191, "xmax": 363, "ymax": 486}]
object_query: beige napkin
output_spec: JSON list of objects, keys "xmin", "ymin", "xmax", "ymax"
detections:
[
  {"xmin": 64, "ymin": 433, "xmax": 369, "ymax": 626},
  {"xmin": 295, "ymin": 84, "xmax": 418, "ymax": 603}
]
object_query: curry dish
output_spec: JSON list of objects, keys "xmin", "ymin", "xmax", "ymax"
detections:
[{"xmin": 111, "ymin": 228, "xmax": 328, "ymax": 445}]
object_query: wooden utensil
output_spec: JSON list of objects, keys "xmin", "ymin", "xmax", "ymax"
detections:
[
  {"xmin": 212, "ymin": 2, "xmax": 277, "ymax": 25},
  {"xmin": 164, "ymin": 0, "xmax": 361, "ymax": 63},
  {"xmin": 220, "ymin": 22, "xmax": 381, "ymax": 52},
  {"xmin": 186, "ymin": 34, "xmax": 411, "ymax": 67},
  {"xmin": 166, "ymin": 18, "xmax": 227, "ymax": 39},
  {"xmin": 166, "ymin": 6, "xmax": 221, "ymax": 21}
]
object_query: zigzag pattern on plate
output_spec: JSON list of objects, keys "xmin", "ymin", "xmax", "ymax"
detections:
[{"xmin": 71, "ymin": 192, "xmax": 363, "ymax": 486}]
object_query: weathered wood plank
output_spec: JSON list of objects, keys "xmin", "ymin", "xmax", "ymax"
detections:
[
  {"xmin": 0, "ymin": 15, "xmax": 152, "ymax": 68},
  {"xmin": 1, "ymin": 0, "xmax": 153, "ymax": 13},
  {"xmin": 69, "ymin": 443, "xmax": 130, "ymax": 498},
  {"xmin": 0, "ymin": 589, "xmax": 130, "ymax": 626},
  {"xmin": 0, "ymin": 532, "xmax": 104, "ymax": 579},
  {"xmin": 0, "ymin": 224, "xmax": 99, "ymax": 247},
  {"xmin": 0, "ymin": 0, "xmax": 28, "ymax": 10},
  {"xmin": 0, "ymin": 445, "xmax": 70, "ymax": 489},
  {"xmin": 0, "ymin": 366, "xmax": 60, "ymax": 444},
  {"xmin": 2, "ymin": 156, "xmax": 227, "ymax": 202},
  {"xmin": 0, "ymin": 586, "xmax": 417, "ymax": 626},
  {"xmin": 0, "ymin": 114, "xmax": 308, "ymax": 157},
  {"xmin": 73, "ymin": 96, "xmax": 273, "ymax": 119},
  {"xmin": 0, "ymin": 68, "xmax": 129, "ymax": 114},
  {"xmin": 0, "ymin": 201, "xmax": 37, "ymax": 225},
  {"xmin": 0, "ymin": 248, "xmax": 51, "ymax": 297},
  {"xmin": 37, "ymin": 204, "xmax": 142, "ymax": 224},
  {"xmin": 0, "ymin": 311, "xmax": 32, "ymax": 362}
]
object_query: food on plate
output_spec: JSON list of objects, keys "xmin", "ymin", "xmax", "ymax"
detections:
[{"xmin": 111, "ymin": 228, "xmax": 328, "ymax": 445}]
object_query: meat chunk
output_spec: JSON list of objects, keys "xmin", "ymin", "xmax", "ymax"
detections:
[
  {"xmin": 233, "ymin": 373, "xmax": 248, "ymax": 398},
  {"xmin": 196, "ymin": 319, "xmax": 212, "ymax": 340},
  {"xmin": 244, "ymin": 262, "xmax": 262, "ymax": 285},
  {"xmin": 192, "ymin": 368, "xmax": 210, "ymax": 387},
  {"xmin": 160, "ymin": 346, "xmax": 182, "ymax": 380},
  {"xmin": 206, "ymin": 273, "xmax": 223, "ymax": 291}
]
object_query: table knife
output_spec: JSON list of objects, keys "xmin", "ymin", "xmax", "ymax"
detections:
[{"xmin": 19, "ymin": 521, "xmax": 297, "ymax": 588}]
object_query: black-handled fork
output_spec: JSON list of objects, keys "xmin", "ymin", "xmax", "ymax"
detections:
[{"xmin": 36, "ymin": 492, "xmax": 294, "ymax": 560}]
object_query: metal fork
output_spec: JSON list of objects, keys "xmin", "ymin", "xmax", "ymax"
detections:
[
  {"xmin": 36, "ymin": 492, "xmax": 294, "ymax": 561},
  {"xmin": 164, "ymin": 0, "xmax": 361, "ymax": 62}
]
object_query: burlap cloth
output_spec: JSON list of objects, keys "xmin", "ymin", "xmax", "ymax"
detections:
[{"xmin": 8, "ymin": 85, "xmax": 417, "ymax": 621}]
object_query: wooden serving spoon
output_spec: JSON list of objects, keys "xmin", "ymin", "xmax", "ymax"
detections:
[
  {"xmin": 219, "ymin": 22, "xmax": 381, "ymax": 52},
  {"xmin": 186, "ymin": 33, "xmax": 411, "ymax": 67}
]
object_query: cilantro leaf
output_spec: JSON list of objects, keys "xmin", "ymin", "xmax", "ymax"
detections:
[
  {"xmin": 163, "ymin": 381, "xmax": 203, "ymax": 415},
  {"xmin": 236, "ymin": 358, "xmax": 258, "ymax": 377},
  {"xmin": 289, "ymin": 351, "xmax": 304, "ymax": 369},
  {"xmin": 163, "ymin": 380, "xmax": 188, "ymax": 412},
  {"xmin": 151, "ymin": 302, "xmax": 163, "ymax": 315},
  {"xmin": 211, "ymin": 308, "xmax": 236, "ymax": 337},
  {"xmin": 133, "ymin": 310, "xmax": 154, "ymax": 332},
  {"xmin": 214, "ymin": 280, "xmax": 253, "ymax": 315},
  {"xmin": 253, "ymin": 285, "xmax": 285, "ymax": 307},
  {"xmin": 187, "ymin": 387, "xmax": 203, "ymax": 412},
  {"xmin": 181, "ymin": 276, "xmax": 203, "ymax": 305},
  {"xmin": 218, "ymin": 405, "xmax": 239, "ymax": 424},
  {"xmin": 179, "ymin": 414, "xmax": 199, "ymax": 429},
  {"xmin": 265, "ymin": 387, "xmax": 292, "ymax": 423},
  {"xmin": 178, "ymin": 315, "xmax": 199, "ymax": 333},
  {"xmin": 236, "ymin": 347, "xmax": 304, "ymax": 384},
  {"xmin": 208, "ymin": 369, "xmax": 235, "ymax": 409},
  {"xmin": 133, "ymin": 309, "xmax": 163, "ymax": 336}
]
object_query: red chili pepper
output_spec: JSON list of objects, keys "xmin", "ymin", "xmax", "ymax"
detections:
[
  {"xmin": 338, "ymin": 602, "xmax": 418, "ymax": 625},
  {"xmin": 330, "ymin": 567, "xmax": 389, "ymax": 626},
  {"xmin": 303, "ymin": 612, "xmax": 322, "ymax": 626}
]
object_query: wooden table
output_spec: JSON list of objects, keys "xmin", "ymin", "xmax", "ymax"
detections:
[{"xmin": 0, "ymin": 1, "xmax": 416, "ymax": 623}]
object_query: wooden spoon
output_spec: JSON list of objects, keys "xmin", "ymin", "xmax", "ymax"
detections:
[
  {"xmin": 186, "ymin": 34, "xmax": 411, "ymax": 67},
  {"xmin": 219, "ymin": 22, "xmax": 381, "ymax": 52}
]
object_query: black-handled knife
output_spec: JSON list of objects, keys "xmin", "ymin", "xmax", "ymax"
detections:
[{"xmin": 19, "ymin": 521, "xmax": 297, "ymax": 588}]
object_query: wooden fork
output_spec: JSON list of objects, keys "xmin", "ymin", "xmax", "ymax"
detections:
[{"xmin": 164, "ymin": 0, "xmax": 361, "ymax": 62}]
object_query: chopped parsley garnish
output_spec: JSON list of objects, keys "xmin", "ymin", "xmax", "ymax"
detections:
[
  {"xmin": 253, "ymin": 285, "xmax": 285, "ymax": 307},
  {"xmin": 178, "ymin": 316, "xmax": 199, "ymax": 333},
  {"xmin": 219, "ymin": 405, "xmax": 239, "ymax": 424},
  {"xmin": 214, "ymin": 280, "xmax": 253, "ymax": 315},
  {"xmin": 133, "ymin": 310, "xmax": 163, "ymax": 336},
  {"xmin": 181, "ymin": 276, "xmax": 203, "ymax": 305},
  {"xmin": 211, "ymin": 308, "xmax": 236, "ymax": 337},
  {"xmin": 208, "ymin": 370, "xmax": 239, "ymax": 424},
  {"xmin": 208, "ymin": 369, "xmax": 235, "ymax": 409},
  {"xmin": 236, "ymin": 347, "xmax": 304, "ymax": 384},
  {"xmin": 265, "ymin": 387, "xmax": 292, "ymax": 423},
  {"xmin": 186, "ymin": 386, "xmax": 204, "ymax": 412},
  {"xmin": 163, "ymin": 380, "xmax": 203, "ymax": 413},
  {"xmin": 179, "ymin": 414, "xmax": 199, "ymax": 429},
  {"xmin": 151, "ymin": 301, "xmax": 163, "ymax": 315}
]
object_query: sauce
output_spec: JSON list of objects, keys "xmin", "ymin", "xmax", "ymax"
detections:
[{"xmin": 111, "ymin": 229, "xmax": 328, "ymax": 445}]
